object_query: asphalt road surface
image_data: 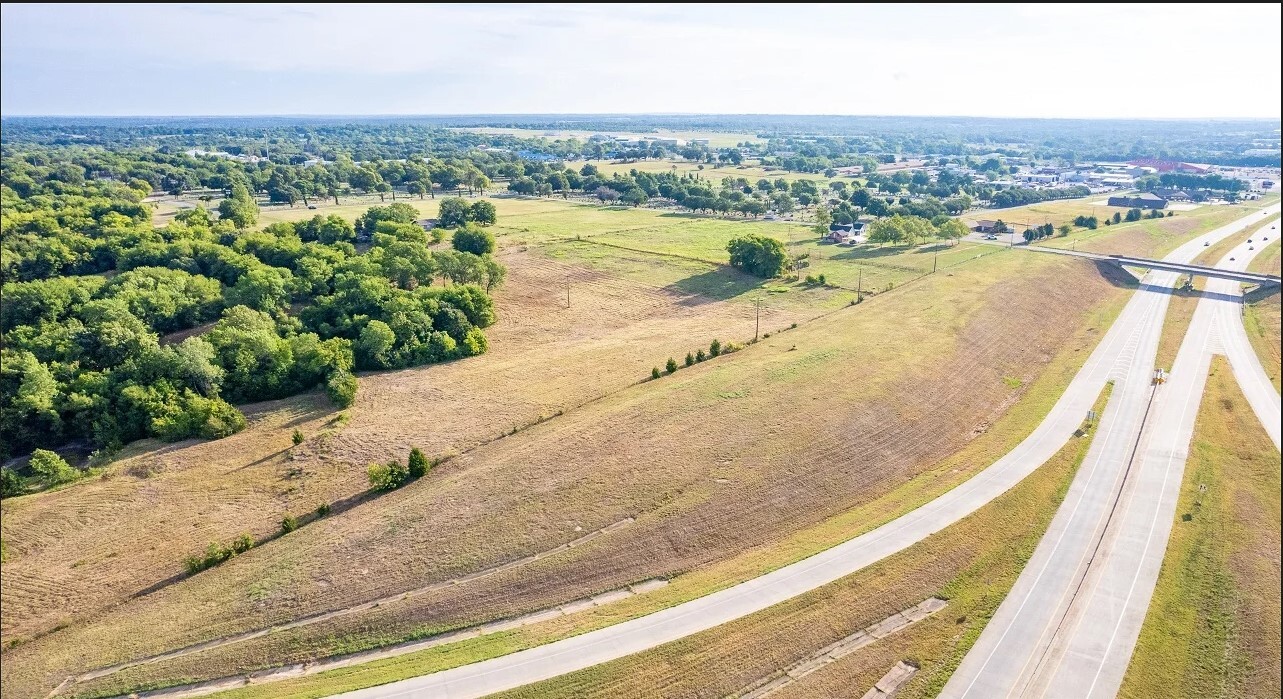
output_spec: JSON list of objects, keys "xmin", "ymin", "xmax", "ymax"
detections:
[
  {"xmin": 337, "ymin": 207, "xmax": 1277, "ymax": 699},
  {"xmin": 940, "ymin": 204, "xmax": 1280, "ymax": 699}
]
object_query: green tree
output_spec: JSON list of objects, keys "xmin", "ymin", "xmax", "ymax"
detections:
[
  {"xmin": 357, "ymin": 320, "xmax": 397, "ymax": 369},
  {"xmin": 326, "ymin": 371, "xmax": 358, "ymax": 407},
  {"xmin": 710, "ymin": 339, "xmax": 722, "ymax": 357},
  {"xmin": 452, "ymin": 224, "xmax": 496, "ymax": 255},
  {"xmin": 292, "ymin": 429, "xmax": 304, "ymax": 445},
  {"xmin": 217, "ymin": 184, "xmax": 259, "ymax": 229},
  {"xmin": 936, "ymin": 218, "xmax": 970, "ymax": 245},
  {"xmin": 29, "ymin": 449, "xmax": 79, "ymax": 486},
  {"xmin": 685, "ymin": 352, "xmax": 695, "ymax": 367},
  {"xmin": 368, "ymin": 459, "xmax": 410, "ymax": 491},
  {"xmin": 666, "ymin": 357, "xmax": 678, "ymax": 374},
  {"xmin": 408, "ymin": 446, "xmax": 430, "ymax": 478},
  {"xmin": 726, "ymin": 234, "xmax": 788, "ymax": 278},
  {"xmin": 866, "ymin": 218, "xmax": 905, "ymax": 247},
  {"xmin": 281, "ymin": 513, "xmax": 299, "ymax": 533},
  {"xmin": 1, "ymin": 468, "xmax": 24, "ymax": 498},
  {"xmin": 469, "ymin": 200, "xmax": 497, "ymax": 226},
  {"xmin": 651, "ymin": 367, "xmax": 661, "ymax": 380},
  {"xmin": 438, "ymin": 197, "xmax": 472, "ymax": 228},
  {"xmin": 813, "ymin": 205, "xmax": 832, "ymax": 235}
]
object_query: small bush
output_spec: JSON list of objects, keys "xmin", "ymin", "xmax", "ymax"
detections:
[
  {"xmin": 315, "ymin": 502, "xmax": 331, "ymax": 517},
  {"xmin": 408, "ymin": 447, "xmax": 430, "ymax": 478},
  {"xmin": 805, "ymin": 274, "xmax": 818, "ymax": 285},
  {"xmin": 651, "ymin": 367, "xmax": 661, "ymax": 380},
  {"xmin": 231, "ymin": 533, "xmax": 254, "ymax": 553},
  {"xmin": 684, "ymin": 352, "xmax": 695, "ymax": 367},
  {"xmin": 368, "ymin": 459, "xmax": 410, "ymax": 491},
  {"xmin": 709, "ymin": 339, "xmax": 722, "ymax": 357},
  {"xmin": 695, "ymin": 349, "xmax": 707, "ymax": 362},
  {"xmin": 281, "ymin": 513, "xmax": 299, "ymax": 533},
  {"xmin": 29, "ymin": 449, "xmax": 79, "ymax": 486},
  {"xmin": 665, "ymin": 358, "xmax": 678, "ymax": 374},
  {"xmin": 0, "ymin": 468, "xmax": 23, "ymax": 498},
  {"xmin": 817, "ymin": 273, "xmax": 826, "ymax": 285},
  {"xmin": 326, "ymin": 371, "xmax": 358, "ymax": 408},
  {"xmin": 292, "ymin": 429, "xmax": 304, "ymax": 446},
  {"xmin": 790, "ymin": 322, "xmax": 797, "ymax": 329}
]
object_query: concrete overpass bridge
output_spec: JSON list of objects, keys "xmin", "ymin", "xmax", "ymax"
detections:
[{"xmin": 1027, "ymin": 246, "xmax": 1282, "ymax": 287}]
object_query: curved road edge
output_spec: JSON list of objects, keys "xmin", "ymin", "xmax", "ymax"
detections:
[{"xmin": 331, "ymin": 206, "xmax": 1277, "ymax": 699}]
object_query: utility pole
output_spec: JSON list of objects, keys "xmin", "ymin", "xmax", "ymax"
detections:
[
  {"xmin": 566, "ymin": 282, "xmax": 571, "ymax": 308},
  {"xmin": 933, "ymin": 244, "xmax": 940, "ymax": 273},
  {"xmin": 857, "ymin": 267, "xmax": 863, "ymax": 302}
]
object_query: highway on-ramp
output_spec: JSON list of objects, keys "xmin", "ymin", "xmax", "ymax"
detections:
[
  {"xmin": 940, "ymin": 204, "xmax": 1280, "ymax": 699},
  {"xmin": 335, "ymin": 207, "xmax": 1277, "ymax": 699}
]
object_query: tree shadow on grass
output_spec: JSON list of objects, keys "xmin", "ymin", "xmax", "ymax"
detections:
[
  {"xmin": 827, "ymin": 245, "xmax": 917, "ymax": 262},
  {"xmin": 663, "ymin": 267, "xmax": 773, "ymax": 304}
]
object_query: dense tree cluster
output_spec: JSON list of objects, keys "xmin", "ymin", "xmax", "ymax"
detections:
[
  {"xmin": 727, "ymin": 234, "xmax": 788, "ymax": 277},
  {"xmin": 989, "ymin": 185, "xmax": 1091, "ymax": 209},
  {"xmin": 1, "ymin": 147, "xmax": 504, "ymax": 468}
]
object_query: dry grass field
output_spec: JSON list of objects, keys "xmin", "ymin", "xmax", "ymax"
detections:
[
  {"xmin": 0, "ymin": 245, "xmax": 835, "ymax": 639},
  {"xmin": 1, "ymin": 246, "xmax": 1130, "ymax": 699},
  {"xmin": 1120, "ymin": 358, "xmax": 1281, "ymax": 699},
  {"xmin": 1033, "ymin": 195, "xmax": 1278, "ymax": 258},
  {"xmin": 479, "ymin": 386, "xmax": 1108, "ymax": 699},
  {"xmin": 1245, "ymin": 238, "xmax": 1281, "ymax": 391}
]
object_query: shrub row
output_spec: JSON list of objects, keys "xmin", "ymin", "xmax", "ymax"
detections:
[
  {"xmin": 183, "ymin": 532, "xmax": 253, "ymax": 575},
  {"xmin": 367, "ymin": 446, "xmax": 435, "ymax": 491},
  {"xmin": 652, "ymin": 339, "xmax": 735, "ymax": 380}
]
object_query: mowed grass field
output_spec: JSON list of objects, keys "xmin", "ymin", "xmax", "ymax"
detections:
[
  {"xmin": 2, "ymin": 247, "xmax": 1131, "ymax": 699},
  {"xmin": 1120, "ymin": 358, "xmax": 1281, "ymax": 699},
  {"xmin": 1032, "ymin": 194, "xmax": 1279, "ymax": 258},
  {"xmin": 1245, "ymin": 238, "xmax": 1281, "ymax": 391},
  {"xmin": 485, "ymin": 386, "xmax": 1110, "ymax": 699},
  {"xmin": 959, "ymin": 195, "xmax": 1133, "ymax": 232}
]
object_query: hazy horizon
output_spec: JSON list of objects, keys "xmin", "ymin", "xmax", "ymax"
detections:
[{"xmin": 2, "ymin": 3, "xmax": 1280, "ymax": 119}]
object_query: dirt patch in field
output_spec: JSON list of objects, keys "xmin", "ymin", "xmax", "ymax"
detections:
[
  {"xmin": 0, "ymin": 254, "xmax": 1125, "ymax": 699},
  {"xmin": 0, "ymin": 249, "xmax": 821, "ymax": 648}
]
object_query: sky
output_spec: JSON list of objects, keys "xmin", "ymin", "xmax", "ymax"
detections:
[{"xmin": 1, "ymin": 3, "xmax": 1280, "ymax": 119}]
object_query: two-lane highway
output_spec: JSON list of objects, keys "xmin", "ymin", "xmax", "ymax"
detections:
[
  {"xmin": 940, "ymin": 203, "xmax": 1280, "ymax": 699},
  {"xmin": 1016, "ymin": 214, "xmax": 1282, "ymax": 699}
]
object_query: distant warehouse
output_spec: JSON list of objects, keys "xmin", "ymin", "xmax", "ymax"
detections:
[{"xmin": 1107, "ymin": 192, "xmax": 1168, "ymax": 209}]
